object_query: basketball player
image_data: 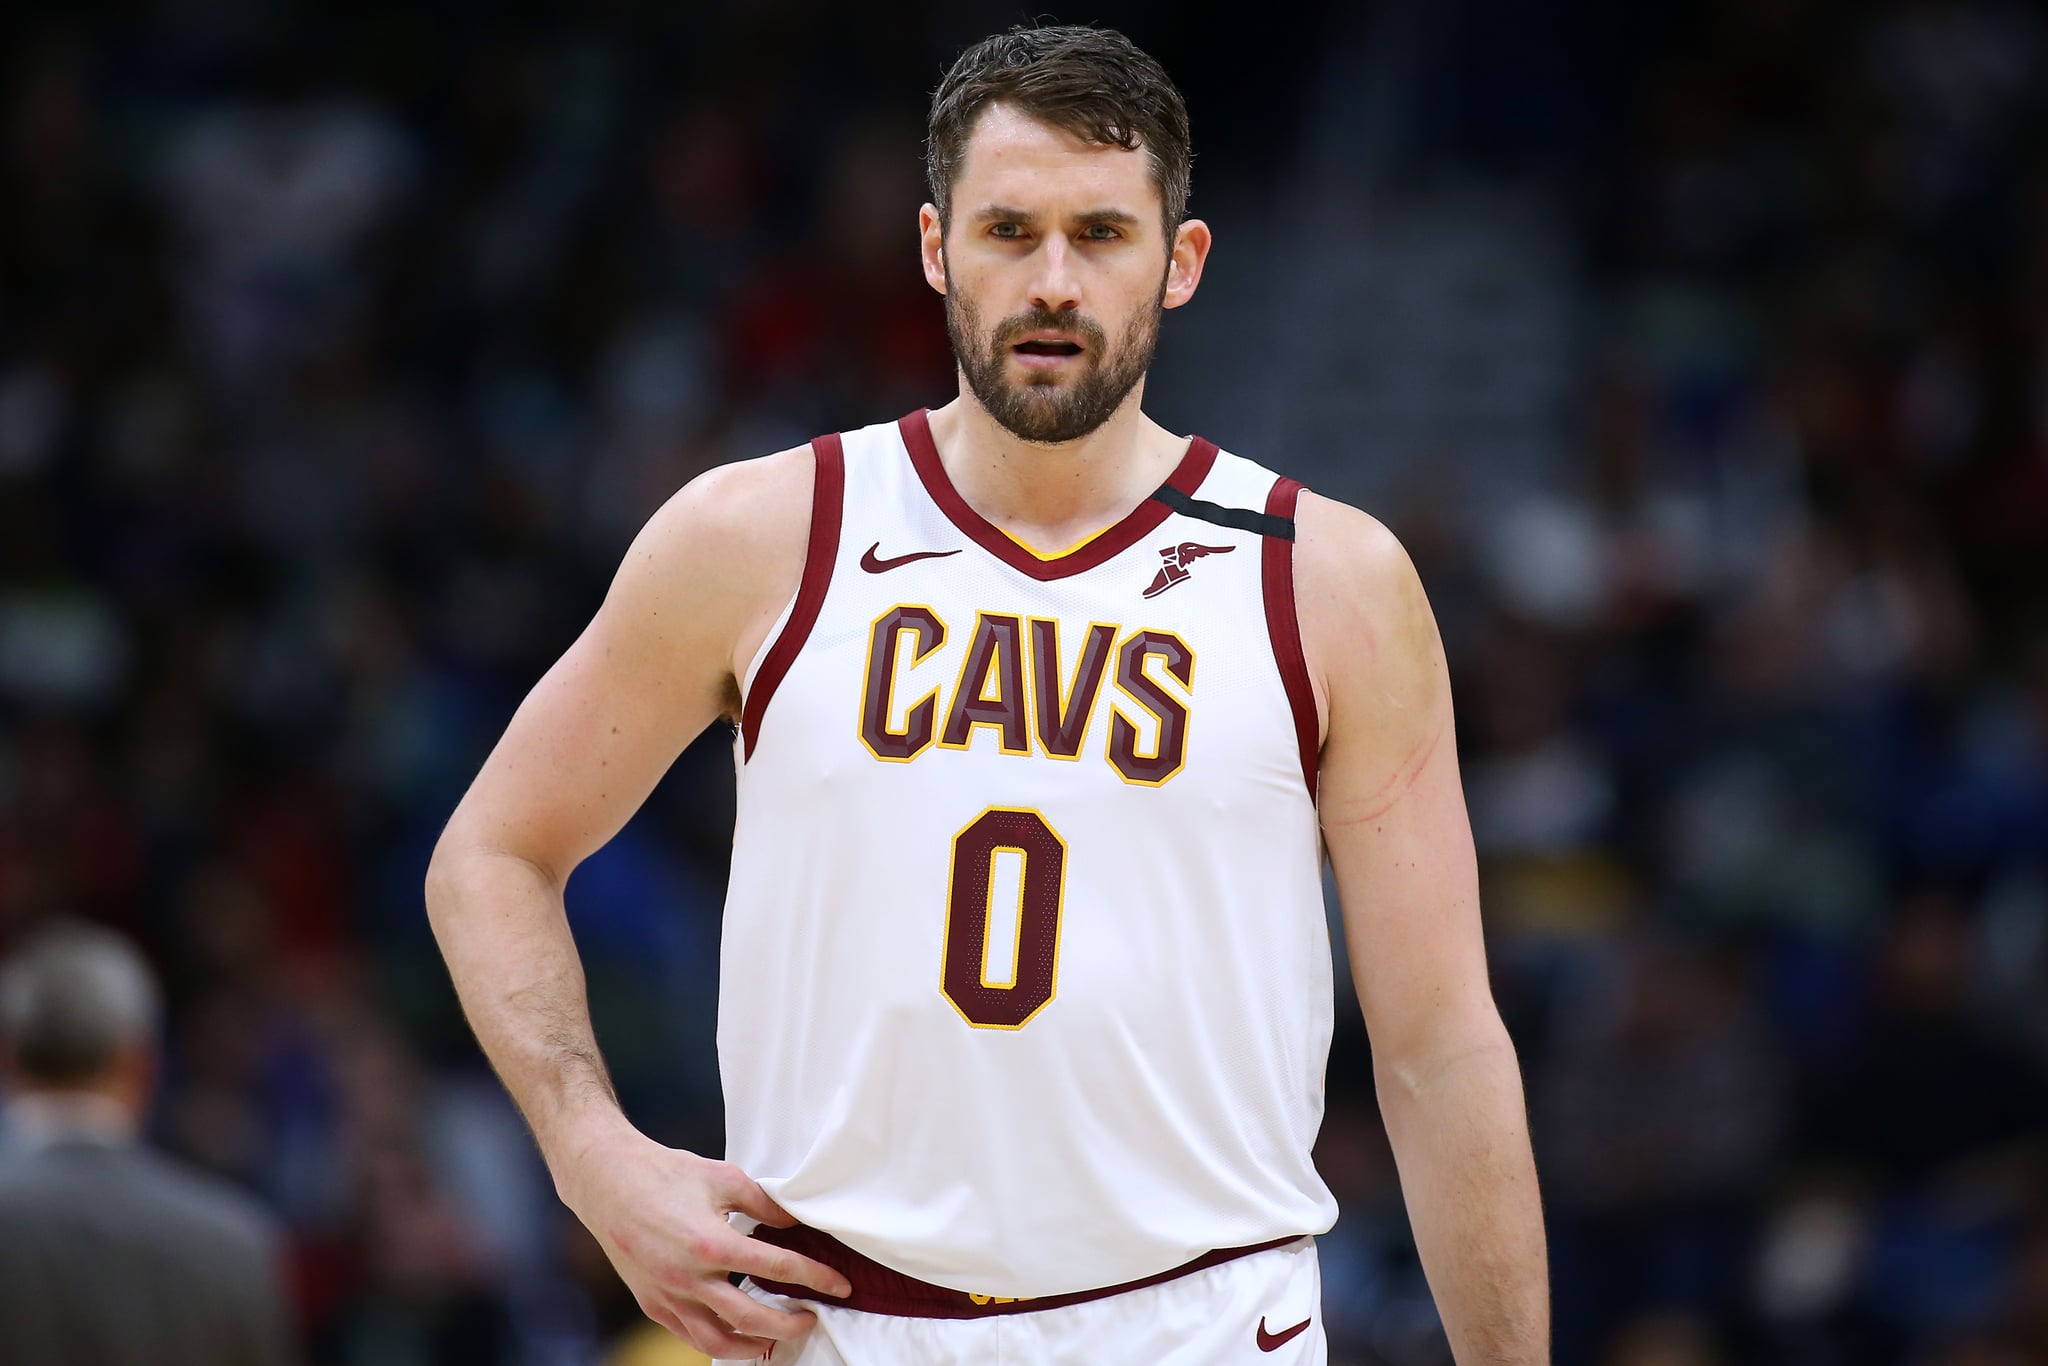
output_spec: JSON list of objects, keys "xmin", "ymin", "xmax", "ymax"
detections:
[{"xmin": 426, "ymin": 24, "xmax": 1547, "ymax": 1365}]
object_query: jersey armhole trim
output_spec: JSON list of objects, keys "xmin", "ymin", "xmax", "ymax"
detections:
[
  {"xmin": 740, "ymin": 432, "xmax": 844, "ymax": 760},
  {"xmin": 1262, "ymin": 476, "xmax": 1319, "ymax": 800}
]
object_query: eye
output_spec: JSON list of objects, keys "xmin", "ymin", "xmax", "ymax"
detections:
[
  {"xmin": 1083, "ymin": 223, "xmax": 1122, "ymax": 241},
  {"xmin": 989, "ymin": 222, "xmax": 1024, "ymax": 240}
]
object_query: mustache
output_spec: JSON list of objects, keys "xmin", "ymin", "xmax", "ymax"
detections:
[{"xmin": 991, "ymin": 307, "xmax": 1108, "ymax": 350}]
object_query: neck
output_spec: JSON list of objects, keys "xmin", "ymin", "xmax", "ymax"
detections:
[
  {"xmin": 925, "ymin": 382, "xmax": 1189, "ymax": 550},
  {"xmin": 5, "ymin": 1088, "xmax": 141, "ymax": 1147}
]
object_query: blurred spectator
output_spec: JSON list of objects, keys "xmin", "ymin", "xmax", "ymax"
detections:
[
  {"xmin": 1808, "ymin": 890, "xmax": 2048, "ymax": 1187},
  {"xmin": 1538, "ymin": 933, "xmax": 1786, "ymax": 1353},
  {"xmin": 0, "ymin": 920, "xmax": 298, "ymax": 1366}
]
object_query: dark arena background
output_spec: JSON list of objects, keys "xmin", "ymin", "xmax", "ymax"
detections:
[{"xmin": 4, "ymin": 2, "xmax": 2048, "ymax": 1363}]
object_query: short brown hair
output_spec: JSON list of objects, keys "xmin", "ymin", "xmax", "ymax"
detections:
[{"xmin": 926, "ymin": 24, "xmax": 1192, "ymax": 236}]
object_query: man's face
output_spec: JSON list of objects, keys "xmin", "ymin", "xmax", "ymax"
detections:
[{"xmin": 921, "ymin": 104, "xmax": 1207, "ymax": 444}]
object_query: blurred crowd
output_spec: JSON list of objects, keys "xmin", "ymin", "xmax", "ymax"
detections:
[{"xmin": 2, "ymin": 2, "xmax": 2045, "ymax": 1364}]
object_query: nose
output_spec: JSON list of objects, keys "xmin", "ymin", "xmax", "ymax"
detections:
[{"xmin": 1028, "ymin": 234, "xmax": 1081, "ymax": 316}]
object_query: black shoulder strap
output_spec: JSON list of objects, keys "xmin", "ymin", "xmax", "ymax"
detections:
[{"xmin": 1150, "ymin": 483, "xmax": 1295, "ymax": 540}]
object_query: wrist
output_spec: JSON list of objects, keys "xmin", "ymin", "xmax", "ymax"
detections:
[{"xmin": 538, "ymin": 1099, "xmax": 639, "ymax": 1203}]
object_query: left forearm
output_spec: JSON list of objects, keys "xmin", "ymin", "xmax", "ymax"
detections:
[{"xmin": 1376, "ymin": 1033, "xmax": 1549, "ymax": 1365}]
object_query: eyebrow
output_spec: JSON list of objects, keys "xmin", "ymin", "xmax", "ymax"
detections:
[{"xmin": 970, "ymin": 205, "xmax": 1144, "ymax": 229}]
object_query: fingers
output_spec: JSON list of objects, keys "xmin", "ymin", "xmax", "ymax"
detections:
[
  {"xmin": 700, "ymin": 1278, "xmax": 820, "ymax": 1341},
  {"xmin": 715, "ymin": 1164, "xmax": 800, "ymax": 1229},
  {"xmin": 644, "ymin": 1303, "xmax": 722, "ymax": 1359},
  {"xmin": 722, "ymin": 1235, "xmax": 854, "ymax": 1299},
  {"xmin": 671, "ymin": 1300, "xmax": 776, "ymax": 1362}
]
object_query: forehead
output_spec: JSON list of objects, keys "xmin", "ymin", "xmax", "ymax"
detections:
[{"xmin": 952, "ymin": 102, "xmax": 1160, "ymax": 219}]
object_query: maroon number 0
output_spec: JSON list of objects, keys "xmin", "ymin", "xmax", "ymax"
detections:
[{"xmin": 941, "ymin": 808, "xmax": 1068, "ymax": 1029}]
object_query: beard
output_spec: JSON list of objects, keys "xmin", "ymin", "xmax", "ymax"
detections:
[{"xmin": 944, "ymin": 271, "xmax": 1165, "ymax": 445}]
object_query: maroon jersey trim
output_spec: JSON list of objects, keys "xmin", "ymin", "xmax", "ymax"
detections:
[
  {"xmin": 898, "ymin": 408, "xmax": 1219, "ymax": 582},
  {"xmin": 748, "ymin": 1221, "xmax": 1304, "ymax": 1318},
  {"xmin": 741, "ymin": 432, "xmax": 845, "ymax": 760},
  {"xmin": 1262, "ymin": 477, "xmax": 1319, "ymax": 799}
]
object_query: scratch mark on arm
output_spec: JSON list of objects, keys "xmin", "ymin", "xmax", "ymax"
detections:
[{"xmin": 1324, "ymin": 712, "xmax": 1447, "ymax": 827}]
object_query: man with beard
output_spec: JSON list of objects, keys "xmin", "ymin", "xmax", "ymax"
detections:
[{"xmin": 426, "ymin": 23, "xmax": 1547, "ymax": 1366}]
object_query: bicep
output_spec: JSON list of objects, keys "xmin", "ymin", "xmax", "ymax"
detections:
[
  {"xmin": 1322, "ymin": 685, "xmax": 1493, "ymax": 1064},
  {"xmin": 439, "ymin": 459, "xmax": 806, "ymax": 884},
  {"xmin": 451, "ymin": 591, "xmax": 731, "ymax": 884},
  {"xmin": 1297, "ymin": 495, "xmax": 1496, "ymax": 1065}
]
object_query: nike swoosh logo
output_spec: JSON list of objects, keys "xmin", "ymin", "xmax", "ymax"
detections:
[
  {"xmin": 860, "ymin": 542, "xmax": 961, "ymax": 573},
  {"xmin": 1256, "ymin": 1315, "xmax": 1312, "ymax": 1352}
]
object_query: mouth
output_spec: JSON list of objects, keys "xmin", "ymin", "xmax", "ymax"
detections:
[{"xmin": 1010, "ymin": 334, "xmax": 1086, "ymax": 370}]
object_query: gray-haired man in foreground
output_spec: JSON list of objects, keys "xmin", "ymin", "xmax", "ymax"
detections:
[{"xmin": 0, "ymin": 922, "xmax": 299, "ymax": 1366}]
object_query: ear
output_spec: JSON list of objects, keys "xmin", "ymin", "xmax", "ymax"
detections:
[
  {"xmin": 919, "ymin": 203, "xmax": 947, "ymax": 296},
  {"xmin": 111, "ymin": 1038, "xmax": 157, "ymax": 1112},
  {"xmin": 1162, "ymin": 218, "xmax": 1212, "ymax": 310}
]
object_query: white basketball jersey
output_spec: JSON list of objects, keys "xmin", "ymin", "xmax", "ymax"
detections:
[{"xmin": 721, "ymin": 410, "xmax": 1338, "ymax": 1299}]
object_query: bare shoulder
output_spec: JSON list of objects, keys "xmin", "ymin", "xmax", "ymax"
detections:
[
  {"xmin": 605, "ymin": 443, "xmax": 817, "ymax": 694},
  {"xmin": 1290, "ymin": 490, "xmax": 1446, "ymax": 739},
  {"xmin": 632, "ymin": 444, "xmax": 814, "ymax": 585}
]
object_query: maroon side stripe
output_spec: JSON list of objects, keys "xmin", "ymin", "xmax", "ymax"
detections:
[
  {"xmin": 740, "ymin": 433, "xmax": 844, "ymax": 760},
  {"xmin": 1262, "ymin": 477, "xmax": 1319, "ymax": 799},
  {"xmin": 748, "ymin": 1221, "xmax": 1303, "ymax": 1319},
  {"xmin": 899, "ymin": 408, "xmax": 1219, "ymax": 581}
]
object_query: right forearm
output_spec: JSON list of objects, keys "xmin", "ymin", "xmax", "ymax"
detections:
[
  {"xmin": 421, "ymin": 841, "xmax": 850, "ymax": 1361},
  {"xmin": 424, "ymin": 846, "xmax": 626, "ymax": 1166}
]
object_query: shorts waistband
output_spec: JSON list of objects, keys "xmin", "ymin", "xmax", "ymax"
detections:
[{"xmin": 746, "ymin": 1223, "xmax": 1305, "ymax": 1319}]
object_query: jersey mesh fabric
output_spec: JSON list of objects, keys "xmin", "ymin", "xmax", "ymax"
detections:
[{"xmin": 720, "ymin": 415, "xmax": 1337, "ymax": 1299}]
